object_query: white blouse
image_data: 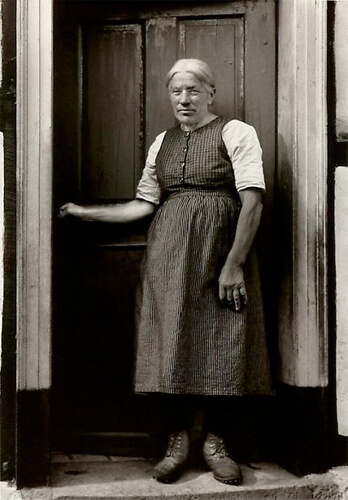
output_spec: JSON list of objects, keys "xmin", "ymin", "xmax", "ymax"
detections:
[{"xmin": 135, "ymin": 119, "xmax": 265, "ymax": 206}]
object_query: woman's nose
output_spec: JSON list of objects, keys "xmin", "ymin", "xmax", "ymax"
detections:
[{"xmin": 179, "ymin": 90, "xmax": 190, "ymax": 104}]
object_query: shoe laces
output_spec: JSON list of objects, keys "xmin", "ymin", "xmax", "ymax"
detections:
[
  {"xmin": 210, "ymin": 434, "xmax": 229, "ymax": 458},
  {"xmin": 165, "ymin": 432, "xmax": 183, "ymax": 458}
]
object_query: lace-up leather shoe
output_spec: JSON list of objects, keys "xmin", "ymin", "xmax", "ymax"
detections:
[
  {"xmin": 153, "ymin": 430, "xmax": 189, "ymax": 483},
  {"xmin": 203, "ymin": 433, "xmax": 242, "ymax": 485}
]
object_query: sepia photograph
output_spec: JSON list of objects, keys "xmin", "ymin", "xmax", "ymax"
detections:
[{"xmin": 0, "ymin": 0, "xmax": 347, "ymax": 498}]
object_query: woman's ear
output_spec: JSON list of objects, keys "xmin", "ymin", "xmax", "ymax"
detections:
[{"xmin": 208, "ymin": 88, "xmax": 216, "ymax": 105}]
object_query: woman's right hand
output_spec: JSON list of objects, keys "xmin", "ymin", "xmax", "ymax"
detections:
[{"xmin": 58, "ymin": 202, "xmax": 84, "ymax": 219}]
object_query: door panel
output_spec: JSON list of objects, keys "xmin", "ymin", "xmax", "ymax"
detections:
[
  {"xmin": 145, "ymin": 18, "xmax": 177, "ymax": 151},
  {"xmin": 179, "ymin": 19, "xmax": 244, "ymax": 120},
  {"xmin": 83, "ymin": 24, "xmax": 143, "ymax": 200},
  {"xmin": 53, "ymin": 0, "xmax": 276, "ymax": 457}
]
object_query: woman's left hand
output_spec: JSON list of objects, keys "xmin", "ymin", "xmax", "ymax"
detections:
[
  {"xmin": 218, "ymin": 262, "xmax": 247, "ymax": 312},
  {"xmin": 217, "ymin": 188, "xmax": 263, "ymax": 312}
]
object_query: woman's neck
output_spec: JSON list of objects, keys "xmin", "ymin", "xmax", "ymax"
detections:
[{"xmin": 180, "ymin": 113, "xmax": 217, "ymax": 132}]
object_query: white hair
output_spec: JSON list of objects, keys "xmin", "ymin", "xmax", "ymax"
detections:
[{"xmin": 166, "ymin": 59, "xmax": 215, "ymax": 91}]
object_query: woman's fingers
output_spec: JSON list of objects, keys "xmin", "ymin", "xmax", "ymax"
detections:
[
  {"xmin": 218, "ymin": 264, "xmax": 247, "ymax": 311},
  {"xmin": 220, "ymin": 283, "xmax": 247, "ymax": 312},
  {"xmin": 58, "ymin": 202, "xmax": 78, "ymax": 218},
  {"xmin": 58, "ymin": 204, "xmax": 68, "ymax": 218},
  {"xmin": 58, "ymin": 205, "xmax": 67, "ymax": 218},
  {"xmin": 239, "ymin": 284, "xmax": 248, "ymax": 305},
  {"xmin": 226, "ymin": 288, "xmax": 233, "ymax": 303},
  {"xmin": 232, "ymin": 289, "xmax": 241, "ymax": 311}
]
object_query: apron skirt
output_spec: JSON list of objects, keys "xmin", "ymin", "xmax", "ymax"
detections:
[{"xmin": 134, "ymin": 190, "xmax": 272, "ymax": 396}]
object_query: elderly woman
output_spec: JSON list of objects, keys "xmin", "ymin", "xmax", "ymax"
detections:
[{"xmin": 59, "ymin": 59, "xmax": 272, "ymax": 485}]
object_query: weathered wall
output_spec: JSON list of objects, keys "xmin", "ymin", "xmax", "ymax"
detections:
[
  {"xmin": 334, "ymin": 0, "xmax": 348, "ymax": 437},
  {"xmin": 335, "ymin": 0, "xmax": 348, "ymax": 142},
  {"xmin": 0, "ymin": 132, "xmax": 3, "ymax": 362},
  {"xmin": 0, "ymin": 1, "xmax": 2, "ymax": 384},
  {"xmin": 335, "ymin": 168, "xmax": 348, "ymax": 436}
]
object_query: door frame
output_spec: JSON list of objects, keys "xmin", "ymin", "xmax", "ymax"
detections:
[
  {"xmin": 14, "ymin": 0, "xmax": 328, "ymax": 486},
  {"xmin": 277, "ymin": 0, "xmax": 328, "ymax": 388},
  {"xmin": 15, "ymin": 0, "xmax": 53, "ymax": 486}
]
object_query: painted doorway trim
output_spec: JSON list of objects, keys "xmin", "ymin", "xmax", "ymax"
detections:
[
  {"xmin": 277, "ymin": 0, "xmax": 328, "ymax": 387},
  {"xmin": 15, "ymin": 0, "xmax": 328, "ymax": 398},
  {"xmin": 16, "ymin": 0, "xmax": 53, "ymax": 391}
]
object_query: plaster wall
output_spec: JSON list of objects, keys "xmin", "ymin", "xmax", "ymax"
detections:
[
  {"xmin": 0, "ymin": 0, "xmax": 3, "ymax": 369},
  {"xmin": 335, "ymin": 0, "xmax": 348, "ymax": 141},
  {"xmin": 335, "ymin": 0, "xmax": 348, "ymax": 437},
  {"xmin": 336, "ymin": 168, "xmax": 348, "ymax": 437},
  {"xmin": 0, "ymin": 132, "xmax": 3, "ymax": 367}
]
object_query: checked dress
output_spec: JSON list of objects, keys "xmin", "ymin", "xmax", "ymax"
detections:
[{"xmin": 134, "ymin": 117, "xmax": 272, "ymax": 396}]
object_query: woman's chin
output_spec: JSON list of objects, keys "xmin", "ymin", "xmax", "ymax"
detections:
[{"xmin": 179, "ymin": 115, "xmax": 192, "ymax": 122}]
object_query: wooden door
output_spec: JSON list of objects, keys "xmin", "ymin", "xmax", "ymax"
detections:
[{"xmin": 52, "ymin": 0, "xmax": 276, "ymax": 457}]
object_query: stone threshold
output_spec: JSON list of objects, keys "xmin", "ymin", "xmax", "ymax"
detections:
[{"xmin": 1, "ymin": 455, "xmax": 348, "ymax": 499}]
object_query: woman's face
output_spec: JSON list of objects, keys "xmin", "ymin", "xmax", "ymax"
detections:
[{"xmin": 168, "ymin": 72, "xmax": 214, "ymax": 129}]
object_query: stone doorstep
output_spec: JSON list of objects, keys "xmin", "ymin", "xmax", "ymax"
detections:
[{"xmin": 1, "ymin": 457, "xmax": 347, "ymax": 500}]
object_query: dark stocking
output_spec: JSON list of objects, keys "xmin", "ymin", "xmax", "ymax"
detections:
[
  {"xmin": 155, "ymin": 394, "xmax": 196, "ymax": 433},
  {"xmin": 201, "ymin": 396, "xmax": 236, "ymax": 439}
]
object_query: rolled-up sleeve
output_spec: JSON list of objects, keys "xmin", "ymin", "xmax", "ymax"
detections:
[
  {"xmin": 222, "ymin": 120, "xmax": 265, "ymax": 193},
  {"xmin": 135, "ymin": 132, "xmax": 166, "ymax": 206}
]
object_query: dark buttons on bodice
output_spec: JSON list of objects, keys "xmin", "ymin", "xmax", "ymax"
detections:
[{"xmin": 179, "ymin": 131, "xmax": 190, "ymax": 185}]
